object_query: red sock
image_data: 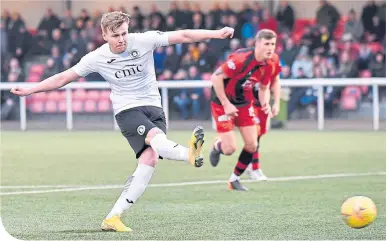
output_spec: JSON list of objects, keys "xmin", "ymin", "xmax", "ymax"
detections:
[
  {"xmin": 251, "ymin": 152, "xmax": 260, "ymax": 170},
  {"xmin": 234, "ymin": 149, "xmax": 253, "ymax": 176}
]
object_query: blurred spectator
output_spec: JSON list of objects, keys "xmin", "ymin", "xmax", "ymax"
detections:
[
  {"xmin": 7, "ymin": 12, "xmax": 26, "ymax": 54},
  {"xmin": 159, "ymin": 69, "xmax": 173, "ymax": 81},
  {"xmin": 197, "ymin": 42, "xmax": 217, "ymax": 73},
  {"xmin": 276, "ymin": 1, "xmax": 295, "ymax": 33},
  {"xmin": 228, "ymin": 14, "xmax": 242, "ymax": 39},
  {"xmin": 153, "ymin": 47, "xmax": 166, "ymax": 74},
  {"xmin": 280, "ymin": 65, "xmax": 291, "ymax": 79},
  {"xmin": 168, "ymin": 2, "xmax": 184, "ymax": 28},
  {"xmin": 84, "ymin": 20, "xmax": 99, "ymax": 43},
  {"xmin": 326, "ymin": 40, "xmax": 340, "ymax": 68},
  {"xmin": 49, "ymin": 28, "xmax": 66, "ymax": 54},
  {"xmin": 2, "ymin": 9, "xmax": 11, "ymax": 28},
  {"xmin": 251, "ymin": 1, "xmax": 263, "ymax": 21},
  {"xmin": 369, "ymin": 52, "xmax": 386, "ymax": 77},
  {"xmin": 209, "ymin": 3, "xmax": 222, "ymax": 29},
  {"xmin": 365, "ymin": 15, "xmax": 386, "ymax": 42},
  {"xmin": 241, "ymin": 15, "xmax": 259, "ymax": 40},
  {"xmin": 312, "ymin": 54, "xmax": 327, "ymax": 76},
  {"xmin": 291, "ymin": 53, "xmax": 313, "ymax": 78},
  {"xmin": 79, "ymin": 9, "xmax": 90, "ymax": 26},
  {"xmin": 8, "ymin": 58, "xmax": 22, "ymax": 77},
  {"xmin": 188, "ymin": 43, "xmax": 200, "ymax": 62},
  {"xmin": 132, "ymin": 6, "xmax": 145, "ymax": 30},
  {"xmin": 0, "ymin": 19, "xmax": 8, "ymax": 63},
  {"xmin": 149, "ymin": 4, "xmax": 165, "ymax": 29},
  {"xmin": 182, "ymin": 2, "xmax": 194, "ymax": 29},
  {"xmin": 361, "ymin": 0, "xmax": 379, "ymax": 34},
  {"xmin": 343, "ymin": 9, "xmax": 364, "ymax": 42},
  {"xmin": 281, "ymin": 38, "xmax": 299, "ymax": 68},
  {"xmin": 163, "ymin": 46, "xmax": 180, "ymax": 73},
  {"xmin": 42, "ymin": 58, "xmax": 59, "ymax": 80},
  {"xmin": 165, "ymin": 15, "xmax": 176, "ymax": 31},
  {"xmin": 300, "ymin": 25, "xmax": 313, "ymax": 50},
  {"xmin": 260, "ymin": 9, "xmax": 278, "ymax": 33},
  {"xmin": 180, "ymin": 52, "xmax": 196, "ymax": 70},
  {"xmin": 288, "ymin": 67, "xmax": 308, "ymax": 118},
  {"xmin": 50, "ymin": 45, "xmax": 63, "ymax": 71},
  {"xmin": 377, "ymin": 2, "xmax": 386, "ymax": 23},
  {"xmin": 357, "ymin": 42, "xmax": 372, "ymax": 70},
  {"xmin": 224, "ymin": 38, "xmax": 241, "ymax": 60},
  {"xmin": 192, "ymin": 2, "xmax": 206, "ymax": 27},
  {"xmin": 37, "ymin": 8, "xmax": 60, "ymax": 40},
  {"xmin": 316, "ymin": 0, "xmax": 340, "ymax": 33},
  {"xmin": 338, "ymin": 51, "xmax": 358, "ymax": 78},
  {"xmin": 60, "ymin": 9, "xmax": 75, "ymax": 33},
  {"xmin": 173, "ymin": 66, "xmax": 202, "ymax": 119},
  {"xmin": 238, "ymin": 2, "xmax": 253, "ymax": 25},
  {"xmin": 13, "ymin": 27, "xmax": 33, "ymax": 63},
  {"xmin": 1, "ymin": 72, "xmax": 21, "ymax": 120},
  {"xmin": 192, "ymin": 12, "xmax": 205, "ymax": 29}
]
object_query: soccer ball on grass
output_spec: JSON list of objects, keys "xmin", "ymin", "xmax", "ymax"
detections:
[{"xmin": 341, "ymin": 196, "xmax": 377, "ymax": 229}]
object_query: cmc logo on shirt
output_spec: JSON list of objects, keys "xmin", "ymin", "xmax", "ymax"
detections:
[{"xmin": 115, "ymin": 64, "xmax": 144, "ymax": 78}]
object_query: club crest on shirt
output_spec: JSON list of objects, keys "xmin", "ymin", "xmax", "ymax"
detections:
[
  {"xmin": 227, "ymin": 60, "xmax": 235, "ymax": 70},
  {"xmin": 130, "ymin": 50, "xmax": 140, "ymax": 58}
]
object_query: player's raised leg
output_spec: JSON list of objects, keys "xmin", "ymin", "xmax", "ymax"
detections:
[
  {"xmin": 228, "ymin": 125, "xmax": 258, "ymax": 191},
  {"xmin": 147, "ymin": 126, "xmax": 205, "ymax": 167}
]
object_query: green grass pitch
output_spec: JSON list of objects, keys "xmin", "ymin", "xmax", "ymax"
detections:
[{"xmin": 1, "ymin": 131, "xmax": 385, "ymax": 240}]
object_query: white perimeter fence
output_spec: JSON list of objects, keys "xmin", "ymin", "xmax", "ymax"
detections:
[{"xmin": 0, "ymin": 78, "xmax": 385, "ymax": 131}]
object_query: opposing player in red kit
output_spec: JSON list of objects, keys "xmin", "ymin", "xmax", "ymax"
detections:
[
  {"xmin": 209, "ymin": 29, "xmax": 277, "ymax": 191},
  {"xmin": 245, "ymin": 53, "xmax": 282, "ymax": 181}
]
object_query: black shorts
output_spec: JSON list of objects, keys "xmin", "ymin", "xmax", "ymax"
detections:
[{"xmin": 115, "ymin": 106, "xmax": 167, "ymax": 159}]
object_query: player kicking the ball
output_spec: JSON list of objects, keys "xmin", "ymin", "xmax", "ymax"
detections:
[
  {"xmin": 11, "ymin": 11, "xmax": 234, "ymax": 231},
  {"xmin": 209, "ymin": 29, "xmax": 277, "ymax": 191},
  {"xmin": 245, "ymin": 57, "xmax": 281, "ymax": 181}
]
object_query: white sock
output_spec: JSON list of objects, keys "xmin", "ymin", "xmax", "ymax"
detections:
[
  {"xmin": 229, "ymin": 173, "xmax": 240, "ymax": 182},
  {"xmin": 150, "ymin": 133, "xmax": 189, "ymax": 162},
  {"xmin": 106, "ymin": 164, "xmax": 154, "ymax": 219}
]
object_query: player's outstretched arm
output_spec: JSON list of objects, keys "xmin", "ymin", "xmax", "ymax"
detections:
[
  {"xmin": 10, "ymin": 69, "xmax": 80, "ymax": 96},
  {"xmin": 168, "ymin": 27, "xmax": 234, "ymax": 44}
]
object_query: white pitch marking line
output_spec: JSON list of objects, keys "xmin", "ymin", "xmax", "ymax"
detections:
[{"xmin": 0, "ymin": 172, "xmax": 385, "ymax": 196}]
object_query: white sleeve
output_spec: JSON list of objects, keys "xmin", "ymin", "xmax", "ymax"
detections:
[
  {"xmin": 71, "ymin": 52, "xmax": 98, "ymax": 77},
  {"xmin": 141, "ymin": 31, "xmax": 170, "ymax": 50}
]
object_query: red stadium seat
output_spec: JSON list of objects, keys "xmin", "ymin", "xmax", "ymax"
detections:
[
  {"xmin": 72, "ymin": 100, "xmax": 83, "ymax": 112},
  {"xmin": 58, "ymin": 100, "xmax": 67, "ymax": 112},
  {"xmin": 84, "ymin": 100, "xmax": 97, "ymax": 112},
  {"xmin": 32, "ymin": 92, "xmax": 47, "ymax": 101},
  {"xmin": 73, "ymin": 89, "xmax": 87, "ymax": 100},
  {"xmin": 29, "ymin": 64, "xmax": 45, "ymax": 76},
  {"xmin": 47, "ymin": 91, "xmax": 65, "ymax": 101},
  {"xmin": 98, "ymin": 100, "xmax": 111, "ymax": 112},
  {"xmin": 30, "ymin": 101, "xmax": 44, "ymax": 113},
  {"xmin": 45, "ymin": 100, "xmax": 57, "ymax": 113},
  {"xmin": 27, "ymin": 75, "xmax": 41, "ymax": 82},
  {"xmin": 87, "ymin": 90, "xmax": 100, "ymax": 100},
  {"xmin": 100, "ymin": 90, "xmax": 111, "ymax": 100}
]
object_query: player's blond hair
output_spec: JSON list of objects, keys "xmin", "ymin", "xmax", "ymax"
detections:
[
  {"xmin": 101, "ymin": 11, "xmax": 130, "ymax": 33},
  {"xmin": 255, "ymin": 29, "xmax": 277, "ymax": 41}
]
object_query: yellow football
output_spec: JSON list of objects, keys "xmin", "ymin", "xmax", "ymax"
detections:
[{"xmin": 341, "ymin": 196, "xmax": 377, "ymax": 229}]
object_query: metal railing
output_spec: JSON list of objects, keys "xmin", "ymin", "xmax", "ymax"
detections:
[{"xmin": 0, "ymin": 78, "xmax": 385, "ymax": 131}]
